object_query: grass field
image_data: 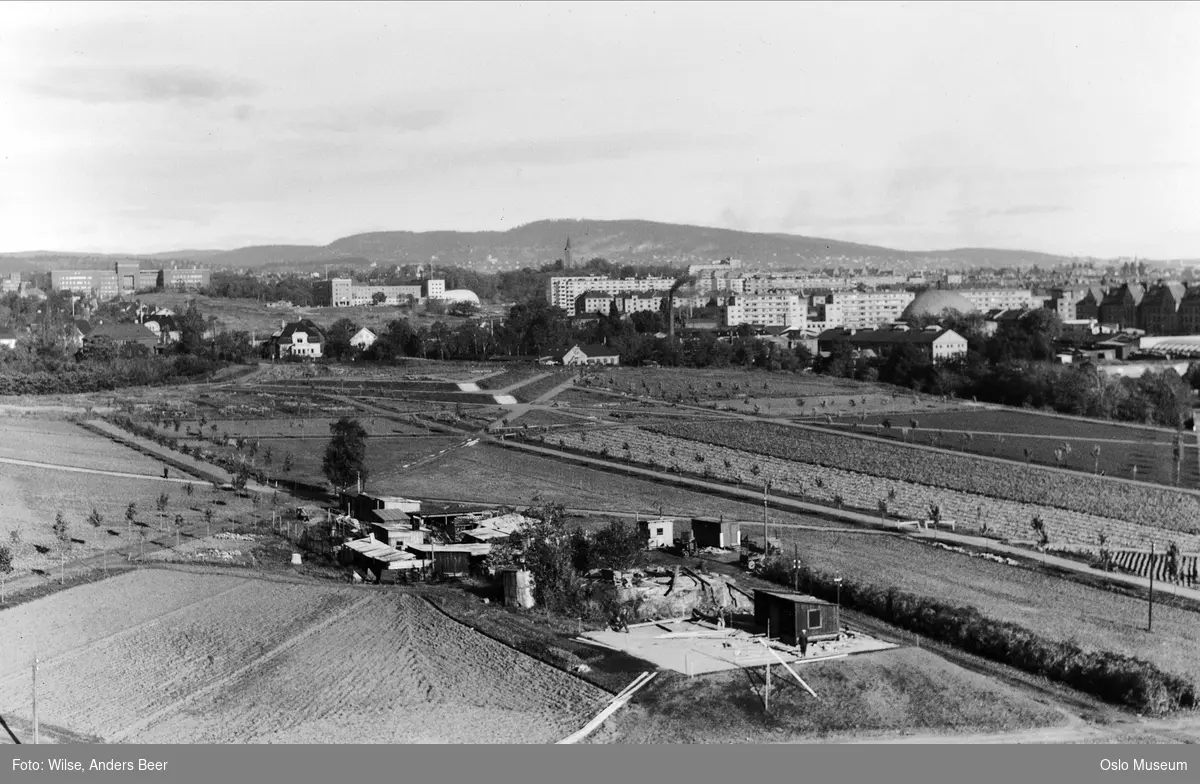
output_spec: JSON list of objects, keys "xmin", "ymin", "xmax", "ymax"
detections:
[
  {"xmin": 0, "ymin": 417, "xmax": 167, "ymax": 475},
  {"xmin": 0, "ymin": 418, "xmax": 269, "ymax": 577},
  {"xmin": 399, "ymin": 442, "xmax": 1200, "ymax": 687},
  {"xmin": 588, "ymin": 648, "xmax": 1064, "ymax": 743},
  {"xmin": 815, "ymin": 408, "xmax": 1200, "ymax": 487},
  {"xmin": 0, "ymin": 570, "xmax": 607, "ymax": 743}
]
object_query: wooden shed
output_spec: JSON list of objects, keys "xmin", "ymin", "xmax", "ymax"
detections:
[
  {"xmin": 690, "ymin": 517, "xmax": 741, "ymax": 549},
  {"xmin": 367, "ymin": 521, "xmax": 416, "ymax": 548},
  {"xmin": 405, "ymin": 543, "xmax": 492, "ymax": 579},
  {"xmin": 753, "ymin": 589, "xmax": 840, "ymax": 644},
  {"xmin": 638, "ymin": 518, "xmax": 675, "ymax": 549},
  {"xmin": 501, "ymin": 568, "xmax": 536, "ymax": 609}
]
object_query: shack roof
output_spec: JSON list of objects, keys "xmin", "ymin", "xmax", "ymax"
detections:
[
  {"xmin": 405, "ymin": 543, "xmax": 492, "ymax": 557},
  {"xmin": 367, "ymin": 509, "xmax": 414, "ymax": 523},
  {"xmin": 343, "ymin": 537, "xmax": 418, "ymax": 567},
  {"xmin": 367, "ymin": 519, "xmax": 412, "ymax": 532},
  {"xmin": 754, "ymin": 588, "xmax": 835, "ymax": 606},
  {"xmin": 460, "ymin": 528, "xmax": 511, "ymax": 543}
]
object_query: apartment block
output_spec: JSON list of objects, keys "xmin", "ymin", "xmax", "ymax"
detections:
[
  {"xmin": 548, "ymin": 275, "xmax": 675, "ymax": 311},
  {"xmin": 723, "ymin": 294, "xmax": 806, "ymax": 328},
  {"xmin": 825, "ymin": 290, "xmax": 916, "ymax": 330}
]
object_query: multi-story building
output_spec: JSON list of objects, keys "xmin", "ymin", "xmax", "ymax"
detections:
[
  {"xmin": 620, "ymin": 291, "xmax": 666, "ymax": 314},
  {"xmin": 723, "ymin": 294, "xmax": 805, "ymax": 328},
  {"xmin": 1139, "ymin": 282, "xmax": 1187, "ymax": 335},
  {"xmin": 957, "ymin": 288, "xmax": 1037, "ymax": 312},
  {"xmin": 1178, "ymin": 288, "xmax": 1200, "ymax": 334},
  {"xmin": 1099, "ymin": 283, "xmax": 1145, "ymax": 329},
  {"xmin": 574, "ymin": 290, "xmax": 614, "ymax": 316},
  {"xmin": 687, "ymin": 258, "xmax": 742, "ymax": 277},
  {"xmin": 161, "ymin": 268, "xmax": 212, "ymax": 290},
  {"xmin": 311, "ymin": 278, "xmax": 439, "ymax": 307},
  {"xmin": 548, "ymin": 275, "xmax": 675, "ymax": 311},
  {"xmin": 49, "ymin": 262, "xmax": 210, "ymax": 299},
  {"xmin": 824, "ymin": 290, "xmax": 916, "ymax": 330},
  {"xmin": 1075, "ymin": 286, "xmax": 1105, "ymax": 321}
]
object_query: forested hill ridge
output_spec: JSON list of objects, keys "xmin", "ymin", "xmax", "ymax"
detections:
[{"xmin": 1, "ymin": 219, "xmax": 1080, "ymax": 273}]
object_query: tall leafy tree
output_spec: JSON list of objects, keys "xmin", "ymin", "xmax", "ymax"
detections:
[
  {"xmin": 323, "ymin": 417, "xmax": 369, "ymax": 493},
  {"xmin": 324, "ymin": 318, "xmax": 360, "ymax": 360},
  {"xmin": 177, "ymin": 300, "xmax": 207, "ymax": 355}
]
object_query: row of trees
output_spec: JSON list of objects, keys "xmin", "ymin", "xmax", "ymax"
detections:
[{"xmin": 817, "ymin": 309, "xmax": 1195, "ymax": 427}]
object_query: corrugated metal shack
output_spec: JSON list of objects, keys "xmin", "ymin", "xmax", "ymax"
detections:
[
  {"xmin": 341, "ymin": 536, "xmax": 421, "ymax": 584},
  {"xmin": 405, "ymin": 542, "xmax": 492, "ymax": 579},
  {"xmin": 691, "ymin": 517, "xmax": 741, "ymax": 549},
  {"xmin": 753, "ymin": 589, "xmax": 840, "ymax": 644}
]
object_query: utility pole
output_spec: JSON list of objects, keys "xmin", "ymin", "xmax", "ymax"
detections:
[
  {"xmin": 764, "ymin": 619, "xmax": 771, "ymax": 713},
  {"xmin": 763, "ymin": 481, "xmax": 769, "ymax": 555},
  {"xmin": 1148, "ymin": 541, "xmax": 1155, "ymax": 632},
  {"xmin": 32, "ymin": 644, "xmax": 38, "ymax": 745}
]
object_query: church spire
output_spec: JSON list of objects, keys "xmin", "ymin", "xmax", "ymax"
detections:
[{"xmin": 564, "ymin": 236, "xmax": 573, "ymax": 270}]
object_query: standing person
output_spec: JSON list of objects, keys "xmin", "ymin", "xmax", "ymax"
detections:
[{"xmin": 799, "ymin": 628, "xmax": 809, "ymax": 657}]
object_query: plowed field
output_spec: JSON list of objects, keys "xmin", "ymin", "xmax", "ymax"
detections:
[{"xmin": 0, "ymin": 570, "xmax": 606, "ymax": 743}]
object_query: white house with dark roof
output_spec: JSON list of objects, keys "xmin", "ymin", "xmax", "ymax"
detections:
[{"xmin": 265, "ymin": 320, "xmax": 324, "ymax": 359}]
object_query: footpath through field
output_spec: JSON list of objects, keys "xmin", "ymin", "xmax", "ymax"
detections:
[
  {"xmin": 487, "ymin": 374, "xmax": 582, "ymax": 428},
  {"xmin": 0, "ymin": 456, "xmax": 206, "ymax": 484}
]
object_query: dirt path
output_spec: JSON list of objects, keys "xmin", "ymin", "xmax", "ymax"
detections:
[
  {"xmin": 493, "ymin": 375, "xmax": 580, "ymax": 427},
  {"xmin": 0, "ymin": 456, "xmax": 204, "ymax": 484}
]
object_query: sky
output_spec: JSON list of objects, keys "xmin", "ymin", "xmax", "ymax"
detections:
[{"xmin": 1, "ymin": 1, "xmax": 1198, "ymax": 258}]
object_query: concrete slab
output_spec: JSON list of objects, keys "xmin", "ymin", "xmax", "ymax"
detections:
[{"xmin": 582, "ymin": 620, "xmax": 898, "ymax": 675}]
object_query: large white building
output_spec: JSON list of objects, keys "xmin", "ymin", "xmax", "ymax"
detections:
[
  {"xmin": 312, "ymin": 278, "xmax": 445, "ymax": 307},
  {"xmin": 548, "ymin": 276, "xmax": 676, "ymax": 311},
  {"xmin": 957, "ymin": 288, "xmax": 1037, "ymax": 312},
  {"xmin": 723, "ymin": 294, "xmax": 806, "ymax": 328},
  {"xmin": 824, "ymin": 290, "xmax": 917, "ymax": 330}
]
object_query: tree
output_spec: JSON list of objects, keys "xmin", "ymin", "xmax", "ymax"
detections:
[
  {"xmin": 371, "ymin": 291, "xmax": 387, "ymax": 305},
  {"xmin": 87, "ymin": 508, "xmax": 103, "ymax": 529},
  {"xmin": 488, "ymin": 502, "xmax": 582, "ymax": 613},
  {"xmin": 1030, "ymin": 515, "xmax": 1050, "ymax": 562},
  {"xmin": 0, "ymin": 544, "xmax": 13, "ymax": 602},
  {"xmin": 204, "ymin": 506, "xmax": 214, "ymax": 538},
  {"xmin": 589, "ymin": 519, "xmax": 647, "ymax": 571},
  {"xmin": 282, "ymin": 452, "xmax": 295, "ymax": 474},
  {"xmin": 178, "ymin": 299, "xmax": 207, "ymax": 355},
  {"xmin": 125, "ymin": 502, "xmax": 137, "ymax": 534},
  {"xmin": 53, "ymin": 511, "xmax": 70, "ymax": 584},
  {"xmin": 324, "ymin": 318, "xmax": 360, "ymax": 360},
  {"xmin": 156, "ymin": 492, "xmax": 170, "ymax": 532},
  {"xmin": 323, "ymin": 417, "xmax": 369, "ymax": 493}
]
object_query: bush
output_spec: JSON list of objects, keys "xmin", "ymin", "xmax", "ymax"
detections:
[{"xmin": 755, "ymin": 558, "xmax": 1195, "ymax": 714}]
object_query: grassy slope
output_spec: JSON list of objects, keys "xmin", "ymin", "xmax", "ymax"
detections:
[{"xmin": 589, "ymin": 648, "xmax": 1064, "ymax": 743}]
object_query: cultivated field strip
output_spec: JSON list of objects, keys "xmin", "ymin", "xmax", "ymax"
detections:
[
  {"xmin": 0, "ymin": 571, "xmax": 246, "ymax": 679},
  {"xmin": 133, "ymin": 593, "xmax": 608, "ymax": 744},
  {"xmin": 0, "ymin": 572, "xmax": 608, "ymax": 744},
  {"xmin": 544, "ymin": 427, "xmax": 1200, "ymax": 552},
  {"xmin": 0, "ymin": 579, "xmax": 361, "ymax": 740}
]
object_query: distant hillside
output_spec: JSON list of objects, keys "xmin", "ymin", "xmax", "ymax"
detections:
[{"xmin": 4, "ymin": 219, "xmax": 1086, "ymax": 273}]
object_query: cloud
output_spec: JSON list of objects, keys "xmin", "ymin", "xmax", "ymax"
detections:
[
  {"xmin": 300, "ymin": 106, "xmax": 453, "ymax": 135},
  {"xmin": 430, "ymin": 130, "xmax": 739, "ymax": 170},
  {"xmin": 25, "ymin": 65, "xmax": 258, "ymax": 104}
]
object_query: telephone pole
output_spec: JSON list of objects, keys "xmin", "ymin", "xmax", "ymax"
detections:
[
  {"xmin": 763, "ymin": 481, "xmax": 769, "ymax": 555},
  {"xmin": 1148, "ymin": 541, "xmax": 1155, "ymax": 632}
]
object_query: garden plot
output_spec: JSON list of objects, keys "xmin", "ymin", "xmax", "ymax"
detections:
[{"xmin": 0, "ymin": 571, "xmax": 607, "ymax": 744}]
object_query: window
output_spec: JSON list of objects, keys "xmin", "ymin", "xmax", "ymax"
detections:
[
  {"xmin": 807, "ymin": 609, "xmax": 822, "ymax": 629},
  {"xmin": 656, "ymin": 528, "xmax": 664, "ymax": 536}
]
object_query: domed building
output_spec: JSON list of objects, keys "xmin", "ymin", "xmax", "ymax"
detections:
[
  {"xmin": 440, "ymin": 289, "xmax": 481, "ymax": 306},
  {"xmin": 899, "ymin": 288, "xmax": 978, "ymax": 321}
]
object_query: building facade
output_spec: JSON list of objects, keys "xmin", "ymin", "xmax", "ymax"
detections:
[
  {"xmin": 548, "ymin": 276, "xmax": 675, "ymax": 312},
  {"xmin": 825, "ymin": 290, "xmax": 916, "ymax": 330},
  {"xmin": 722, "ymin": 294, "xmax": 806, "ymax": 328},
  {"xmin": 49, "ymin": 262, "xmax": 209, "ymax": 299},
  {"xmin": 312, "ymin": 278, "xmax": 438, "ymax": 307}
]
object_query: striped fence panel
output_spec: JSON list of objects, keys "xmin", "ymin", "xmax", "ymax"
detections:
[{"xmin": 1109, "ymin": 550, "xmax": 1200, "ymax": 587}]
